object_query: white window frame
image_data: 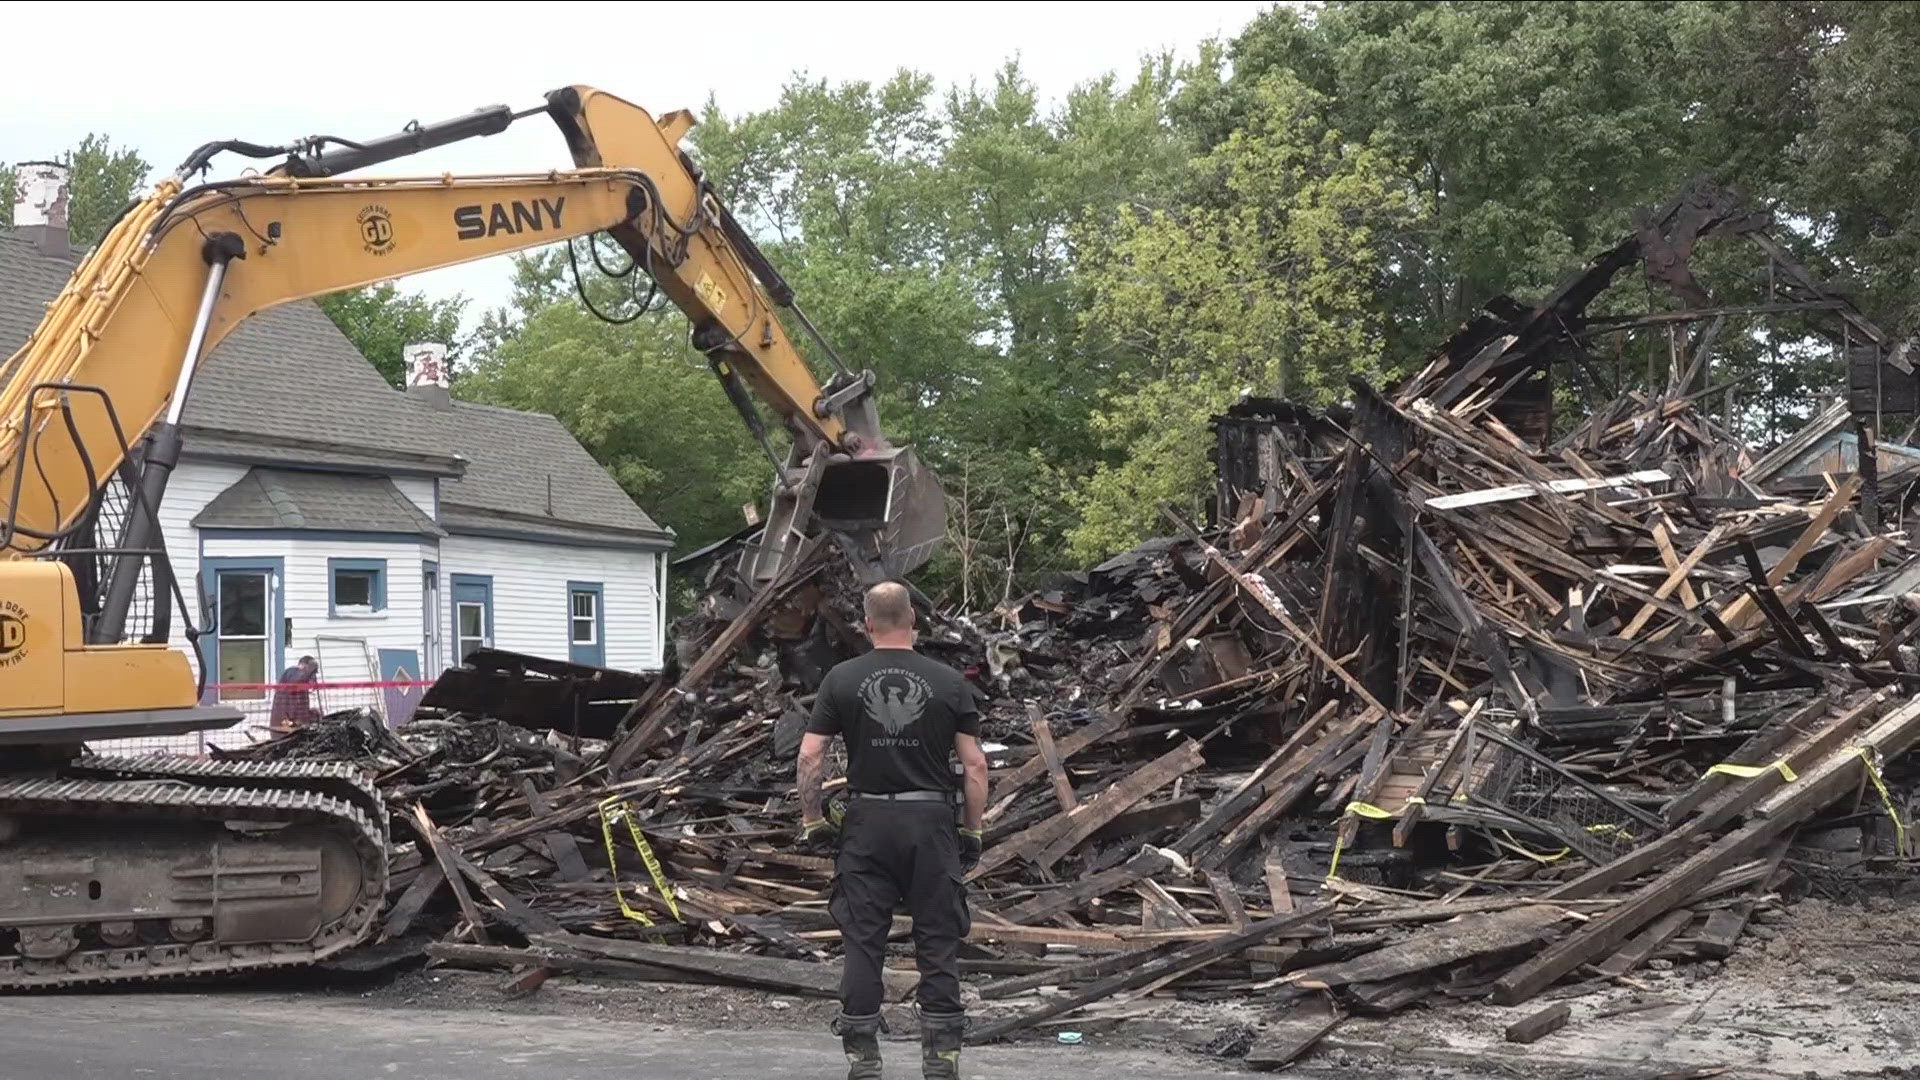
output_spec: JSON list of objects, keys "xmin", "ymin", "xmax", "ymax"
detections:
[{"xmin": 570, "ymin": 589, "xmax": 599, "ymax": 646}]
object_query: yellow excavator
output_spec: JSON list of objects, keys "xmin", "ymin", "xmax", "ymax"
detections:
[{"xmin": 0, "ymin": 86, "xmax": 945, "ymax": 987}]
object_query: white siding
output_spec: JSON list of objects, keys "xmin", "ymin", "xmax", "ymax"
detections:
[
  {"xmin": 157, "ymin": 460, "xmax": 248, "ymax": 672},
  {"xmin": 439, "ymin": 533, "xmax": 662, "ymax": 672},
  {"xmin": 392, "ymin": 475, "xmax": 437, "ymax": 520},
  {"xmin": 161, "ymin": 460, "xmax": 248, "ymax": 588},
  {"xmin": 200, "ymin": 534, "xmax": 438, "ymax": 679}
]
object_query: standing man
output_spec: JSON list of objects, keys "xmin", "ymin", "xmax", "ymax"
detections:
[
  {"xmin": 797, "ymin": 582, "xmax": 989, "ymax": 1080},
  {"xmin": 270, "ymin": 655, "xmax": 320, "ymax": 732}
]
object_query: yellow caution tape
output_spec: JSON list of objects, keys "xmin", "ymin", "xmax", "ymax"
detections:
[
  {"xmin": 1326, "ymin": 801, "xmax": 1405, "ymax": 880},
  {"xmin": 1585, "ymin": 823, "xmax": 1638, "ymax": 840},
  {"xmin": 1704, "ymin": 758, "xmax": 1798, "ymax": 783},
  {"xmin": 1326, "ymin": 836, "xmax": 1345, "ymax": 882},
  {"xmin": 1495, "ymin": 829, "xmax": 1570, "ymax": 863},
  {"xmin": 597, "ymin": 795, "xmax": 682, "ymax": 925},
  {"xmin": 1854, "ymin": 746, "xmax": 1910, "ymax": 859}
]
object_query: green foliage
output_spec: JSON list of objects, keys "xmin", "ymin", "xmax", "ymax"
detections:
[
  {"xmin": 1068, "ymin": 72, "xmax": 1415, "ymax": 559},
  {"xmin": 458, "ymin": 284, "xmax": 770, "ymax": 549},
  {"xmin": 1788, "ymin": 2, "xmax": 1920, "ymax": 333},
  {"xmin": 1, "ymin": 134, "xmax": 151, "ymax": 247},
  {"xmin": 315, "ymin": 284, "xmax": 469, "ymax": 388}
]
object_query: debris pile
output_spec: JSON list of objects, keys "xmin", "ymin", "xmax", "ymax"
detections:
[{"xmin": 222, "ymin": 182, "xmax": 1920, "ymax": 1065}]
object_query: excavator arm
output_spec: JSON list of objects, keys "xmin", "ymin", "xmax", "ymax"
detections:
[
  {"xmin": 0, "ymin": 86, "xmax": 943, "ymax": 650},
  {"xmin": 0, "ymin": 84, "xmax": 944, "ymax": 990}
]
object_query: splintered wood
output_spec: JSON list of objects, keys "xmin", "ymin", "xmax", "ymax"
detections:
[{"xmin": 211, "ymin": 181, "xmax": 1920, "ymax": 1067}]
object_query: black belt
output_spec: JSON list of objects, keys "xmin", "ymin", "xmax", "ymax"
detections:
[{"xmin": 851, "ymin": 789, "xmax": 957, "ymax": 803}]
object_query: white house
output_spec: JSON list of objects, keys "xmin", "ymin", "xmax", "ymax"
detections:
[{"xmin": 1, "ymin": 200, "xmax": 673, "ymax": 740}]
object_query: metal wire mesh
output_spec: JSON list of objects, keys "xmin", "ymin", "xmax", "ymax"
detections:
[
  {"xmin": 68, "ymin": 471, "xmax": 157, "ymax": 644},
  {"xmin": 1473, "ymin": 739, "xmax": 1649, "ymax": 863}
]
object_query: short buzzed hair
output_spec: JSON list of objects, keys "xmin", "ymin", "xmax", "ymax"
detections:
[{"xmin": 863, "ymin": 581, "xmax": 915, "ymax": 634}]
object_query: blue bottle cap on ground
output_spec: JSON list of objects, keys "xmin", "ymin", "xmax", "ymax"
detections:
[{"xmin": 1057, "ymin": 1031, "xmax": 1083, "ymax": 1045}]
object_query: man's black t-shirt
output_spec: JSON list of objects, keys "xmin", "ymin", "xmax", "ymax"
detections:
[{"xmin": 807, "ymin": 648, "xmax": 980, "ymax": 794}]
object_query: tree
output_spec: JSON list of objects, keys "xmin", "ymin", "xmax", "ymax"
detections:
[
  {"xmin": 1785, "ymin": 2, "xmax": 1920, "ymax": 334},
  {"xmin": 1068, "ymin": 71, "xmax": 1416, "ymax": 559},
  {"xmin": 685, "ymin": 61, "xmax": 1196, "ymax": 600},
  {"xmin": 457, "ymin": 267, "xmax": 770, "ymax": 550},
  {"xmin": 315, "ymin": 283, "xmax": 469, "ymax": 387},
  {"xmin": 1, "ymin": 134, "xmax": 151, "ymax": 247}
]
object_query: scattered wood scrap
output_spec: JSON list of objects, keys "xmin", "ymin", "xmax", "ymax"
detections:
[{"xmin": 209, "ymin": 181, "xmax": 1920, "ymax": 1072}]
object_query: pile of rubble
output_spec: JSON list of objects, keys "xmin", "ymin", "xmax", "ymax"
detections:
[{"xmin": 224, "ymin": 182, "xmax": 1920, "ymax": 1067}]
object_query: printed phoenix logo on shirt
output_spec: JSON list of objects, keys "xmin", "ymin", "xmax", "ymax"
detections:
[{"xmin": 859, "ymin": 668, "xmax": 932, "ymax": 747}]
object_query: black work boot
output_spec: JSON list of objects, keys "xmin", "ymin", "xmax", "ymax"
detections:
[
  {"xmin": 919, "ymin": 1009, "xmax": 966, "ymax": 1080},
  {"xmin": 831, "ymin": 1011, "xmax": 884, "ymax": 1080}
]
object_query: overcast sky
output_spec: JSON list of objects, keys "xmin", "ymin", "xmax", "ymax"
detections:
[{"xmin": 1, "ymin": 1, "xmax": 1272, "ymax": 317}]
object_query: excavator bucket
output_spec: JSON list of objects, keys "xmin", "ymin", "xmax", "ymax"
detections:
[{"xmin": 813, "ymin": 447, "xmax": 948, "ymax": 579}]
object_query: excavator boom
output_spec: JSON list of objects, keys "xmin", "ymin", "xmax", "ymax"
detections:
[{"xmin": 0, "ymin": 84, "xmax": 945, "ymax": 990}]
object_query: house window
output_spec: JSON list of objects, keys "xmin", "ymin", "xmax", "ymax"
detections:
[
  {"xmin": 568, "ymin": 581, "xmax": 605, "ymax": 667},
  {"xmin": 456, "ymin": 602, "xmax": 489, "ymax": 660},
  {"xmin": 451, "ymin": 574, "xmax": 493, "ymax": 664},
  {"xmin": 215, "ymin": 568, "xmax": 272, "ymax": 701},
  {"xmin": 570, "ymin": 590, "xmax": 598, "ymax": 645},
  {"xmin": 329, "ymin": 559, "xmax": 387, "ymax": 616}
]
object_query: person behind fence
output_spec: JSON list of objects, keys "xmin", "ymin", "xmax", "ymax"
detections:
[
  {"xmin": 796, "ymin": 581, "xmax": 990, "ymax": 1080},
  {"xmin": 270, "ymin": 655, "xmax": 320, "ymax": 731}
]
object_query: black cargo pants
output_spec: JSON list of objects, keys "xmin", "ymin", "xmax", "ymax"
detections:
[{"xmin": 828, "ymin": 797, "xmax": 971, "ymax": 1016}]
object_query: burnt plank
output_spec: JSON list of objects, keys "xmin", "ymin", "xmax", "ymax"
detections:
[
  {"xmin": 970, "ymin": 904, "xmax": 1334, "ymax": 1043},
  {"xmin": 1594, "ymin": 908, "xmax": 1693, "ymax": 979},
  {"xmin": 1505, "ymin": 1002, "xmax": 1571, "ymax": 1044},
  {"xmin": 1264, "ymin": 848, "xmax": 1294, "ymax": 915},
  {"xmin": 1244, "ymin": 997, "xmax": 1344, "ymax": 1071},
  {"xmin": 1091, "ymin": 796, "xmax": 1203, "ymax": 843},
  {"xmin": 381, "ymin": 858, "xmax": 446, "ymax": 940},
  {"xmin": 999, "ymin": 846, "xmax": 1174, "ymax": 926},
  {"xmin": 535, "ymin": 930, "xmax": 916, "ymax": 1000},
  {"xmin": 520, "ymin": 779, "xmax": 592, "ymax": 882},
  {"xmin": 987, "ymin": 712, "xmax": 1126, "ymax": 820},
  {"xmin": 1206, "ymin": 870, "xmax": 1251, "ymax": 928},
  {"xmin": 1291, "ymin": 905, "xmax": 1569, "ymax": 989},
  {"xmin": 1497, "ymin": 696, "xmax": 1920, "ymax": 1004},
  {"xmin": 1027, "ymin": 703, "xmax": 1079, "ymax": 813},
  {"xmin": 408, "ymin": 803, "xmax": 490, "ymax": 945},
  {"xmin": 977, "ymin": 739, "xmax": 1204, "ymax": 876},
  {"xmin": 976, "ymin": 944, "xmax": 1183, "ymax": 1001}
]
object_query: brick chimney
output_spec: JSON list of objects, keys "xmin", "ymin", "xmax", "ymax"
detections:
[
  {"xmin": 405, "ymin": 342, "xmax": 450, "ymax": 408},
  {"xmin": 14, "ymin": 161, "xmax": 71, "ymax": 258}
]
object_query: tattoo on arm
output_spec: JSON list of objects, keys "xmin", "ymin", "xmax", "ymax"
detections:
[{"xmin": 798, "ymin": 750, "xmax": 826, "ymax": 823}]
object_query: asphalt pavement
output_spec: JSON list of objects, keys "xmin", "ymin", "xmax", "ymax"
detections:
[{"xmin": 0, "ymin": 992, "xmax": 1256, "ymax": 1080}]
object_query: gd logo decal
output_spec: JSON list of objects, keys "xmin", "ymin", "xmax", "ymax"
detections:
[
  {"xmin": 0, "ymin": 599, "xmax": 29, "ymax": 668},
  {"xmin": 358, "ymin": 204, "xmax": 396, "ymax": 256}
]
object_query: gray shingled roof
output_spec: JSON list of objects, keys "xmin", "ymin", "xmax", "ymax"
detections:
[
  {"xmin": 423, "ymin": 399, "xmax": 669, "ymax": 541},
  {"xmin": 193, "ymin": 467, "xmax": 445, "ymax": 536},
  {"xmin": 183, "ymin": 301, "xmax": 466, "ymax": 469},
  {"xmin": 0, "ymin": 233, "xmax": 81, "ymax": 356},
  {"xmin": 0, "ymin": 232, "xmax": 460, "ymax": 471},
  {"xmin": 0, "ymin": 227, "xmax": 669, "ymax": 546}
]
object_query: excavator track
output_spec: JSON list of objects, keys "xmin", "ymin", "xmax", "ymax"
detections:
[
  {"xmin": 0, "ymin": 769, "xmax": 387, "ymax": 989},
  {"xmin": 70, "ymin": 756, "xmax": 389, "ymax": 841}
]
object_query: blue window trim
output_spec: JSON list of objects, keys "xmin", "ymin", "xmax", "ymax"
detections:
[
  {"xmin": 327, "ymin": 558, "xmax": 388, "ymax": 616},
  {"xmin": 450, "ymin": 573, "xmax": 493, "ymax": 663},
  {"xmin": 199, "ymin": 556, "xmax": 285, "ymax": 701},
  {"xmin": 567, "ymin": 580, "xmax": 606, "ymax": 667}
]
